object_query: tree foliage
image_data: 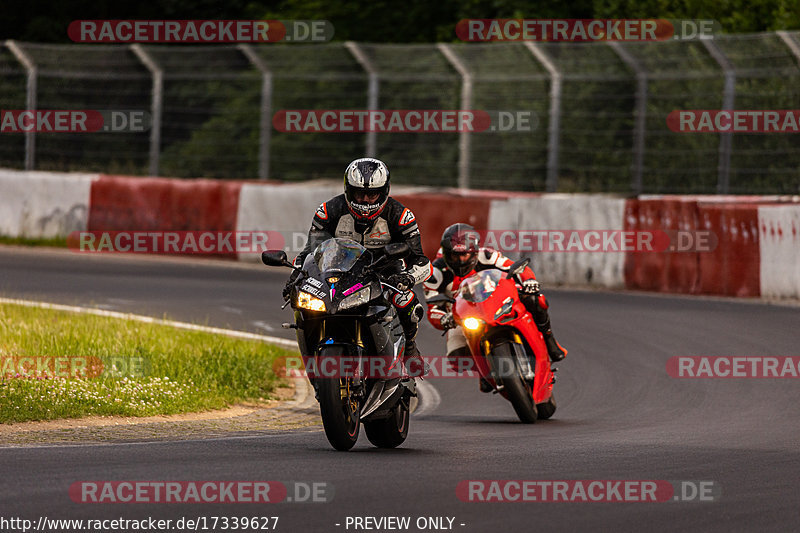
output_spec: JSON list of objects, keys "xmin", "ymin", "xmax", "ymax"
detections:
[{"xmin": 2, "ymin": 0, "xmax": 797, "ymax": 42}]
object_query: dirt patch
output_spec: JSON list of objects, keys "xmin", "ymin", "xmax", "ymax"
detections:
[{"xmin": 0, "ymin": 380, "xmax": 321, "ymax": 447}]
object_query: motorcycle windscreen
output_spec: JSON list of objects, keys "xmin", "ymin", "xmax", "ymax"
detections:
[
  {"xmin": 313, "ymin": 238, "xmax": 366, "ymax": 273},
  {"xmin": 459, "ymin": 269, "xmax": 504, "ymax": 303}
]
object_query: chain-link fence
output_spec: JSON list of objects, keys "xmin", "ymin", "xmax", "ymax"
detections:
[{"xmin": 1, "ymin": 33, "xmax": 799, "ymax": 194}]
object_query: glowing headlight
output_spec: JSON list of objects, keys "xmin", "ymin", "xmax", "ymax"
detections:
[
  {"xmin": 339, "ymin": 287, "xmax": 371, "ymax": 310},
  {"xmin": 297, "ymin": 291, "xmax": 326, "ymax": 312},
  {"xmin": 463, "ymin": 317, "xmax": 484, "ymax": 331}
]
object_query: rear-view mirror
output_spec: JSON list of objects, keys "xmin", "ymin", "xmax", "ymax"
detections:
[{"xmin": 261, "ymin": 250, "xmax": 292, "ymax": 267}]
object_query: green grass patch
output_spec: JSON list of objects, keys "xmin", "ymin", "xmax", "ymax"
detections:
[
  {"xmin": 0, "ymin": 303, "xmax": 292, "ymax": 423},
  {"xmin": 0, "ymin": 235, "xmax": 69, "ymax": 248}
]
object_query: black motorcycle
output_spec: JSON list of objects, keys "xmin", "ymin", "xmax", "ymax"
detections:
[{"xmin": 261, "ymin": 238, "xmax": 416, "ymax": 451}]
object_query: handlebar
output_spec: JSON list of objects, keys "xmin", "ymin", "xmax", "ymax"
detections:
[
  {"xmin": 426, "ymin": 294, "xmax": 456, "ymax": 305},
  {"xmin": 380, "ymin": 281, "xmax": 402, "ymax": 293}
]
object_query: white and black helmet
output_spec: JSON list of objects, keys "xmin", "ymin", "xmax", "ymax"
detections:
[{"xmin": 343, "ymin": 157, "xmax": 390, "ymax": 220}]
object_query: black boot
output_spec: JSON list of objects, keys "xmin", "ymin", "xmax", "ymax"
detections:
[
  {"xmin": 479, "ymin": 377, "xmax": 493, "ymax": 393},
  {"xmin": 402, "ymin": 340, "xmax": 428, "ymax": 378},
  {"xmin": 396, "ymin": 298, "xmax": 428, "ymax": 378},
  {"xmin": 542, "ymin": 329, "xmax": 567, "ymax": 362},
  {"xmin": 524, "ymin": 295, "xmax": 567, "ymax": 363}
]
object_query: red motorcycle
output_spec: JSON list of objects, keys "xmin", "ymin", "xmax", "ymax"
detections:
[{"xmin": 429, "ymin": 259, "xmax": 556, "ymax": 423}]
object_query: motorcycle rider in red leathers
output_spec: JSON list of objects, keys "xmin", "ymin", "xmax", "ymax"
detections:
[
  {"xmin": 424, "ymin": 223, "xmax": 567, "ymax": 391},
  {"xmin": 284, "ymin": 158, "xmax": 432, "ymax": 376}
]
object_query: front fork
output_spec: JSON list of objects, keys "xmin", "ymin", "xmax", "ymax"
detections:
[
  {"xmin": 314, "ymin": 320, "xmax": 367, "ymax": 401},
  {"xmin": 483, "ymin": 332, "xmax": 535, "ymax": 385}
]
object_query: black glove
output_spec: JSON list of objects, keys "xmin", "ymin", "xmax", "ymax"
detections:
[
  {"xmin": 389, "ymin": 272, "xmax": 416, "ymax": 292},
  {"xmin": 282, "ymin": 270, "xmax": 300, "ymax": 301}
]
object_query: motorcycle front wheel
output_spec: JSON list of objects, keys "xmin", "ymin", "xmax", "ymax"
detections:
[
  {"xmin": 490, "ymin": 342, "xmax": 537, "ymax": 424},
  {"xmin": 317, "ymin": 347, "xmax": 361, "ymax": 451}
]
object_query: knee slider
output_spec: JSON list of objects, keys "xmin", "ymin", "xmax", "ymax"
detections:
[
  {"xmin": 447, "ymin": 346, "xmax": 473, "ymax": 373},
  {"xmin": 448, "ymin": 346, "xmax": 470, "ymax": 359},
  {"xmin": 410, "ymin": 302, "xmax": 424, "ymax": 323}
]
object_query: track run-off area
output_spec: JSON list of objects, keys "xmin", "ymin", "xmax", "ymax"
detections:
[{"xmin": 1, "ymin": 246, "xmax": 799, "ymax": 532}]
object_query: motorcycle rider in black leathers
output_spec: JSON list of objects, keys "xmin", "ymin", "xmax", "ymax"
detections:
[
  {"xmin": 283, "ymin": 158, "xmax": 432, "ymax": 376},
  {"xmin": 425, "ymin": 223, "xmax": 567, "ymax": 391}
]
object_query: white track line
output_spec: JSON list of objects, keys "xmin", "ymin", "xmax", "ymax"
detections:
[
  {"xmin": 0, "ymin": 297, "xmax": 297, "ymax": 349},
  {"xmin": 413, "ymin": 380, "xmax": 441, "ymax": 417}
]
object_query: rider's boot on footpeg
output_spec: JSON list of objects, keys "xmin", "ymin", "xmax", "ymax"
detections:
[
  {"xmin": 398, "ymin": 302, "xmax": 429, "ymax": 379},
  {"xmin": 525, "ymin": 296, "xmax": 567, "ymax": 363},
  {"xmin": 542, "ymin": 328, "xmax": 567, "ymax": 362},
  {"xmin": 522, "ymin": 295, "xmax": 567, "ymax": 363},
  {"xmin": 402, "ymin": 340, "xmax": 429, "ymax": 379}
]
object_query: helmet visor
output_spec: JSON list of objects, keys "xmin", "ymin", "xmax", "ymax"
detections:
[
  {"xmin": 445, "ymin": 250, "xmax": 478, "ymax": 276},
  {"xmin": 346, "ymin": 185, "xmax": 388, "ymax": 219},
  {"xmin": 353, "ymin": 190, "xmax": 381, "ymax": 204}
]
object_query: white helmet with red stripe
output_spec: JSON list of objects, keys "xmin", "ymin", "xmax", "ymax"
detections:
[{"xmin": 344, "ymin": 158, "xmax": 390, "ymax": 220}]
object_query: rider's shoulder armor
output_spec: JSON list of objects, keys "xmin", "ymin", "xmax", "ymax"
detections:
[
  {"xmin": 424, "ymin": 256, "xmax": 452, "ymax": 294},
  {"xmin": 476, "ymin": 247, "xmax": 512, "ymax": 270},
  {"xmin": 314, "ymin": 195, "xmax": 421, "ymax": 250},
  {"xmin": 313, "ymin": 194, "xmax": 348, "ymax": 226},
  {"xmin": 383, "ymin": 197, "xmax": 419, "ymax": 239}
]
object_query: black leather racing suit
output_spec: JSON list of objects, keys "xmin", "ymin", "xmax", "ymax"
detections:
[{"xmin": 291, "ymin": 194, "xmax": 432, "ymax": 348}]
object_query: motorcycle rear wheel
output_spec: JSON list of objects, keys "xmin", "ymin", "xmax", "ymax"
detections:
[{"xmin": 364, "ymin": 396, "xmax": 410, "ymax": 448}]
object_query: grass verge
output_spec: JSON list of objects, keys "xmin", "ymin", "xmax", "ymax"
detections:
[
  {"xmin": 0, "ymin": 235, "xmax": 68, "ymax": 248},
  {"xmin": 0, "ymin": 302, "xmax": 291, "ymax": 424}
]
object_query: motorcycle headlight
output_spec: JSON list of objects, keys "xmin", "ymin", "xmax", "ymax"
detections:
[
  {"xmin": 339, "ymin": 287, "xmax": 371, "ymax": 310},
  {"xmin": 463, "ymin": 317, "xmax": 484, "ymax": 331},
  {"xmin": 297, "ymin": 291, "xmax": 326, "ymax": 312}
]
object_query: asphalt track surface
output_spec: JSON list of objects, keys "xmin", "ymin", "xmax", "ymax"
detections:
[{"xmin": 1, "ymin": 247, "xmax": 799, "ymax": 532}]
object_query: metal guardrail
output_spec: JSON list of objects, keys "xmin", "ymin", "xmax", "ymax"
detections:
[{"xmin": 1, "ymin": 33, "xmax": 799, "ymax": 193}]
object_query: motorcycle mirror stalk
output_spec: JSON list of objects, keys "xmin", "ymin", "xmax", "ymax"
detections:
[
  {"xmin": 507, "ymin": 257, "xmax": 531, "ymax": 277},
  {"xmin": 261, "ymin": 250, "xmax": 296, "ymax": 269}
]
